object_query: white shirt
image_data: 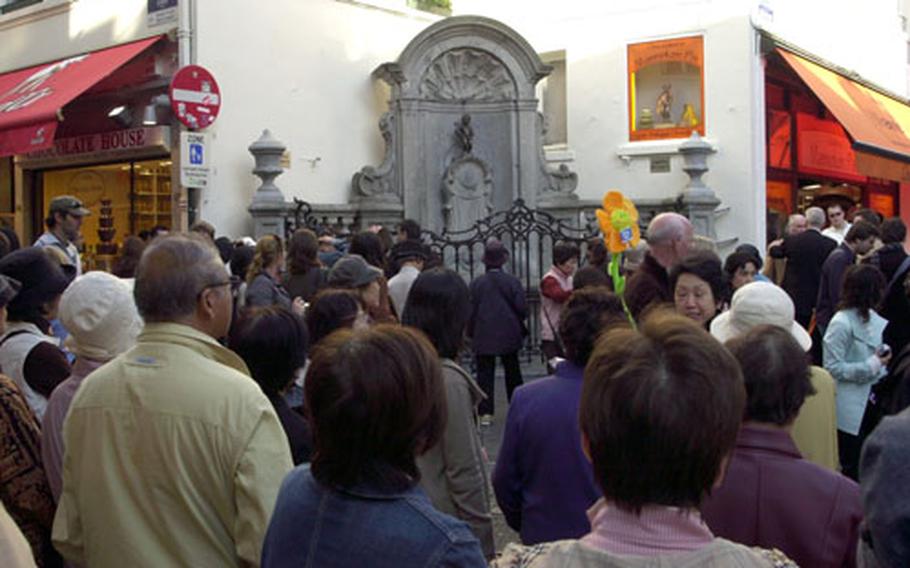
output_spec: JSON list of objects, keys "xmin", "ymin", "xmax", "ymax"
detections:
[
  {"xmin": 822, "ymin": 222, "xmax": 851, "ymax": 245},
  {"xmin": 388, "ymin": 264, "xmax": 421, "ymax": 317}
]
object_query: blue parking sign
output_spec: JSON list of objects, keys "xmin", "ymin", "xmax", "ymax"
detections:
[{"xmin": 189, "ymin": 143, "xmax": 204, "ymax": 165}]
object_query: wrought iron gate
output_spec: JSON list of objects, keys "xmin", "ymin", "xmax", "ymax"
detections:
[{"xmin": 288, "ymin": 198, "xmax": 600, "ymax": 362}]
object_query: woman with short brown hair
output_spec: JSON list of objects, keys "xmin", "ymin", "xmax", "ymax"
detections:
[
  {"xmin": 261, "ymin": 325, "xmax": 485, "ymax": 567},
  {"xmin": 493, "ymin": 312, "xmax": 796, "ymax": 567}
]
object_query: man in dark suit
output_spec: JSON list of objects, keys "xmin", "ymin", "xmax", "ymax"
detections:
[
  {"xmin": 769, "ymin": 206, "xmax": 837, "ymax": 330},
  {"xmin": 815, "ymin": 221, "xmax": 880, "ymax": 334}
]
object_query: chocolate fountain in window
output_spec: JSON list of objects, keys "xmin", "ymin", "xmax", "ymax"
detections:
[{"xmin": 97, "ymin": 198, "xmax": 118, "ymax": 255}]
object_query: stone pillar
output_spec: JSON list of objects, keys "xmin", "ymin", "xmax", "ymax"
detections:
[
  {"xmin": 248, "ymin": 129, "xmax": 289, "ymax": 238},
  {"xmin": 678, "ymin": 132, "xmax": 720, "ymax": 239}
]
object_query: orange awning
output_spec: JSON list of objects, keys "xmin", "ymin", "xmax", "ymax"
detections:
[{"xmin": 777, "ymin": 48, "xmax": 910, "ymax": 182}]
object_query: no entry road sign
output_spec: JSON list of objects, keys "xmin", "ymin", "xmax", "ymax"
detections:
[{"xmin": 169, "ymin": 65, "xmax": 221, "ymax": 130}]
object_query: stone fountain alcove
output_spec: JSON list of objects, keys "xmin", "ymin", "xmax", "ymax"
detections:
[{"xmin": 352, "ymin": 15, "xmax": 579, "ymax": 233}]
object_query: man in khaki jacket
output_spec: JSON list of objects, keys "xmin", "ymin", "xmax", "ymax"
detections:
[{"xmin": 53, "ymin": 234, "xmax": 292, "ymax": 567}]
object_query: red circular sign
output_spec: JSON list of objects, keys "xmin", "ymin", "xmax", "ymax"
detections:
[{"xmin": 169, "ymin": 65, "xmax": 221, "ymax": 130}]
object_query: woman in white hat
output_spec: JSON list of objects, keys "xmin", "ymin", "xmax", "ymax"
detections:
[
  {"xmin": 710, "ymin": 281, "xmax": 838, "ymax": 472},
  {"xmin": 41, "ymin": 271, "xmax": 142, "ymax": 500}
]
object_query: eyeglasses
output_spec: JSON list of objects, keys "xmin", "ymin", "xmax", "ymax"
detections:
[{"xmin": 197, "ymin": 279, "xmax": 231, "ymax": 299}]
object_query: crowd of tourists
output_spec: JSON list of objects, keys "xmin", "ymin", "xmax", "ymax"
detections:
[{"xmin": 0, "ymin": 194, "xmax": 908, "ymax": 567}]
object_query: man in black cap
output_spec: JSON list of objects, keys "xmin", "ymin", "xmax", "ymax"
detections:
[{"xmin": 34, "ymin": 195, "xmax": 90, "ymax": 276}]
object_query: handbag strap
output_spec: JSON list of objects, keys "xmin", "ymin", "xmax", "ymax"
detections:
[{"xmin": 887, "ymin": 255, "xmax": 910, "ymax": 291}]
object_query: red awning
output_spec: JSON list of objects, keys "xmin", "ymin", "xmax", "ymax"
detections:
[
  {"xmin": 777, "ymin": 48, "xmax": 910, "ymax": 182},
  {"xmin": 0, "ymin": 36, "xmax": 162, "ymax": 157}
]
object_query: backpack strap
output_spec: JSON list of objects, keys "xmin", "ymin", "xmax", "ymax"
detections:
[{"xmin": 0, "ymin": 329, "xmax": 32, "ymax": 350}]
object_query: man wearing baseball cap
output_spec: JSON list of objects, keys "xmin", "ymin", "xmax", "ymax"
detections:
[{"xmin": 33, "ymin": 195, "xmax": 90, "ymax": 276}]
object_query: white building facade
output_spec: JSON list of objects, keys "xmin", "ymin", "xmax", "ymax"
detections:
[{"xmin": 1, "ymin": 0, "xmax": 908, "ymax": 256}]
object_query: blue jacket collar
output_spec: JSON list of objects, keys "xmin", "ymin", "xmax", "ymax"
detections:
[{"xmin": 555, "ymin": 360, "xmax": 585, "ymax": 381}]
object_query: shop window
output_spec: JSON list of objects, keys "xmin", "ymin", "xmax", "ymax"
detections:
[
  {"xmin": 768, "ymin": 109, "xmax": 792, "ymax": 170},
  {"xmin": 40, "ymin": 159, "xmax": 171, "ymax": 263},
  {"xmin": 795, "ymin": 113, "xmax": 865, "ymax": 183},
  {"xmin": 0, "ymin": 0, "xmax": 42, "ymax": 14},
  {"xmin": 869, "ymin": 191, "xmax": 896, "ymax": 217},
  {"xmin": 537, "ymin": 51, "xmax": 567, "ymax": 146},
  {"xmin": 0, "ymin": 158, "xmax": 13, "ymax": 229},
  {"xmin": 767, "ymin": 180, "xmax": 794, "ymax": 215},
  {"xmin": 627, "ymin": 36, "xmax": 705, "ymax": 142}
]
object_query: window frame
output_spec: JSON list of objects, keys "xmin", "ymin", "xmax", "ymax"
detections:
[{"xmin": 627, "ymin": 35, "xmax": 706, "ymax": 142}]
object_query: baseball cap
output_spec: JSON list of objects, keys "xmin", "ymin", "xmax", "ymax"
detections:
[{"xmin": 49, "ymin": 195, "xmax": 91, "ymax": 217}]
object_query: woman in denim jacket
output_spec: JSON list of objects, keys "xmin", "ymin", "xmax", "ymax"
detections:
[
  {"xmin": 261, "ymin": 326, "xmax": 485, "ymax": 567},
  {"xmin": 824, "ymin": 264, "xmax": 891, "ymax": 480}
]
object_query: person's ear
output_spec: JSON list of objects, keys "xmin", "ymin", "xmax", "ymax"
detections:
[
  {"xmin": 198, "ymin": 287, "xmax": 218, "ymax": 321},
  {"xmin": 581, "ymin": 431, "xmax": 592, "ymax": 463}
]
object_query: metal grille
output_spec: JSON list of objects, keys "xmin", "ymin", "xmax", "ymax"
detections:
[{"xmin": 288, "ymin": 198, "xmax": 599, "ymax": 363}]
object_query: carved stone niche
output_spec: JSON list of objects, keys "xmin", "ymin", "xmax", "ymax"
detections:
[{"xmin": 352, "ymin": 16, "xmax": 579, "ymax": 234}]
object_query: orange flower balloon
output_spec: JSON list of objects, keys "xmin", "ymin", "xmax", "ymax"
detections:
[{"xmin": 595, "ymin": 191, "xmax": 641, "ymax": 254}]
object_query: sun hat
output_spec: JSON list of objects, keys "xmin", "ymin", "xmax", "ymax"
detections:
[
  {"xmin": 59, "ymin": 272, "xmax": 142, "ymax": 361},
  {"xmin": 0, "ymin": 247, "xmax": 74, "ymax": 313},
  {"xmin": 389, "ymin": 240, "xmax": 428, "ymax": 263},
  {"xmin": 0, "ymin": 275, "xmax": 20, "ymax": 308},
  {"xmin": 327, "ymin": 254, "xmax": 382, "ymax": 289},
  {"xmin": 710, "ymin": 281, "xmax": 811, "ymax": 351}
]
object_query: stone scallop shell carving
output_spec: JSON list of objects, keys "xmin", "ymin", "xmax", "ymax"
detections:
[{"xmin": 419, "ymin": 49, "xmax": 516, "ymax": 102}]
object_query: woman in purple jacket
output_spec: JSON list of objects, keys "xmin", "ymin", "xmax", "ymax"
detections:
[
  {"xmin": 493, "ymin": 288, "xmax": 627, "ymax": 544},
  {"xmin": 702, "ymin": 325, "xmax": 863, "ymax": 568}
]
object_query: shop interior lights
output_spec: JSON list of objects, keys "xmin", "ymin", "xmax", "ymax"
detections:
[
  {"xmin": 107, "ymin": 105, "xmax": 133, "ymax": 127},
  {"xmin": 142, "ymin": 94, "xmax": 171, "ymax": 126}
]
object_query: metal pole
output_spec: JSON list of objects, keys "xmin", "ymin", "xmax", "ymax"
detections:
[{"xmin": 171, "ymin": 0, "xmax": 196, "ymax": 232}]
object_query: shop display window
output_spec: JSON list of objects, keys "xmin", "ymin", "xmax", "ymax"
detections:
[
  {"xmin": 41, "ymin": 158, "xmax": 171, "ymax": 259},
  {"xmin": 768, "ymin": 109, "xmax": 792, "ymax": 170},
  {"xmin": 767, "ymin": 180, "xmax": 794, "ymax": 215},
  {"xmin": 627, "ymin": 35, "xmax": 705, "ymax": 142},
  {"xmin": 869, "ymin": 191, "xmax": 896, "ymax": 217}
]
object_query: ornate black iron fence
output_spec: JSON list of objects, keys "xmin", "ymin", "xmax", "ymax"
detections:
[
  {"xmin": 421, "ymin": 199, "xmax": 597, "ymax": 362},
  {"xmin": 287, "ymin": 198, "xmax": 600, "ymax": 363}
]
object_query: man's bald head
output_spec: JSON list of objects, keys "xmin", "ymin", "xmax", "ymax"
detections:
[
  {"xmin": 646, "ymin": 213, "xmax": 695, "ymax": 269},
  {"xmin": 787, "ymin": 214, "xmax": 807, "ymax": 235},
  {"xmin": 134, "ymin": 233, "xmax": 228, "ymax": 323}
]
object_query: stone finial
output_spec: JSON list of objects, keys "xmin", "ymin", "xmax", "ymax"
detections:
[
  {"xmin": 677, "ymin": 132, "xmax": 720, "ymax": 240},
  {"xmin": 249, "ymin": 129, "xmax": 287, "ymax": 205},
  {"xmin": 248, "ymin": 129, "xmax": 289, "ymax": 238},
  {"xmin": 678, "ymin": 131, "xmax": 716, "ymax": 199}
]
